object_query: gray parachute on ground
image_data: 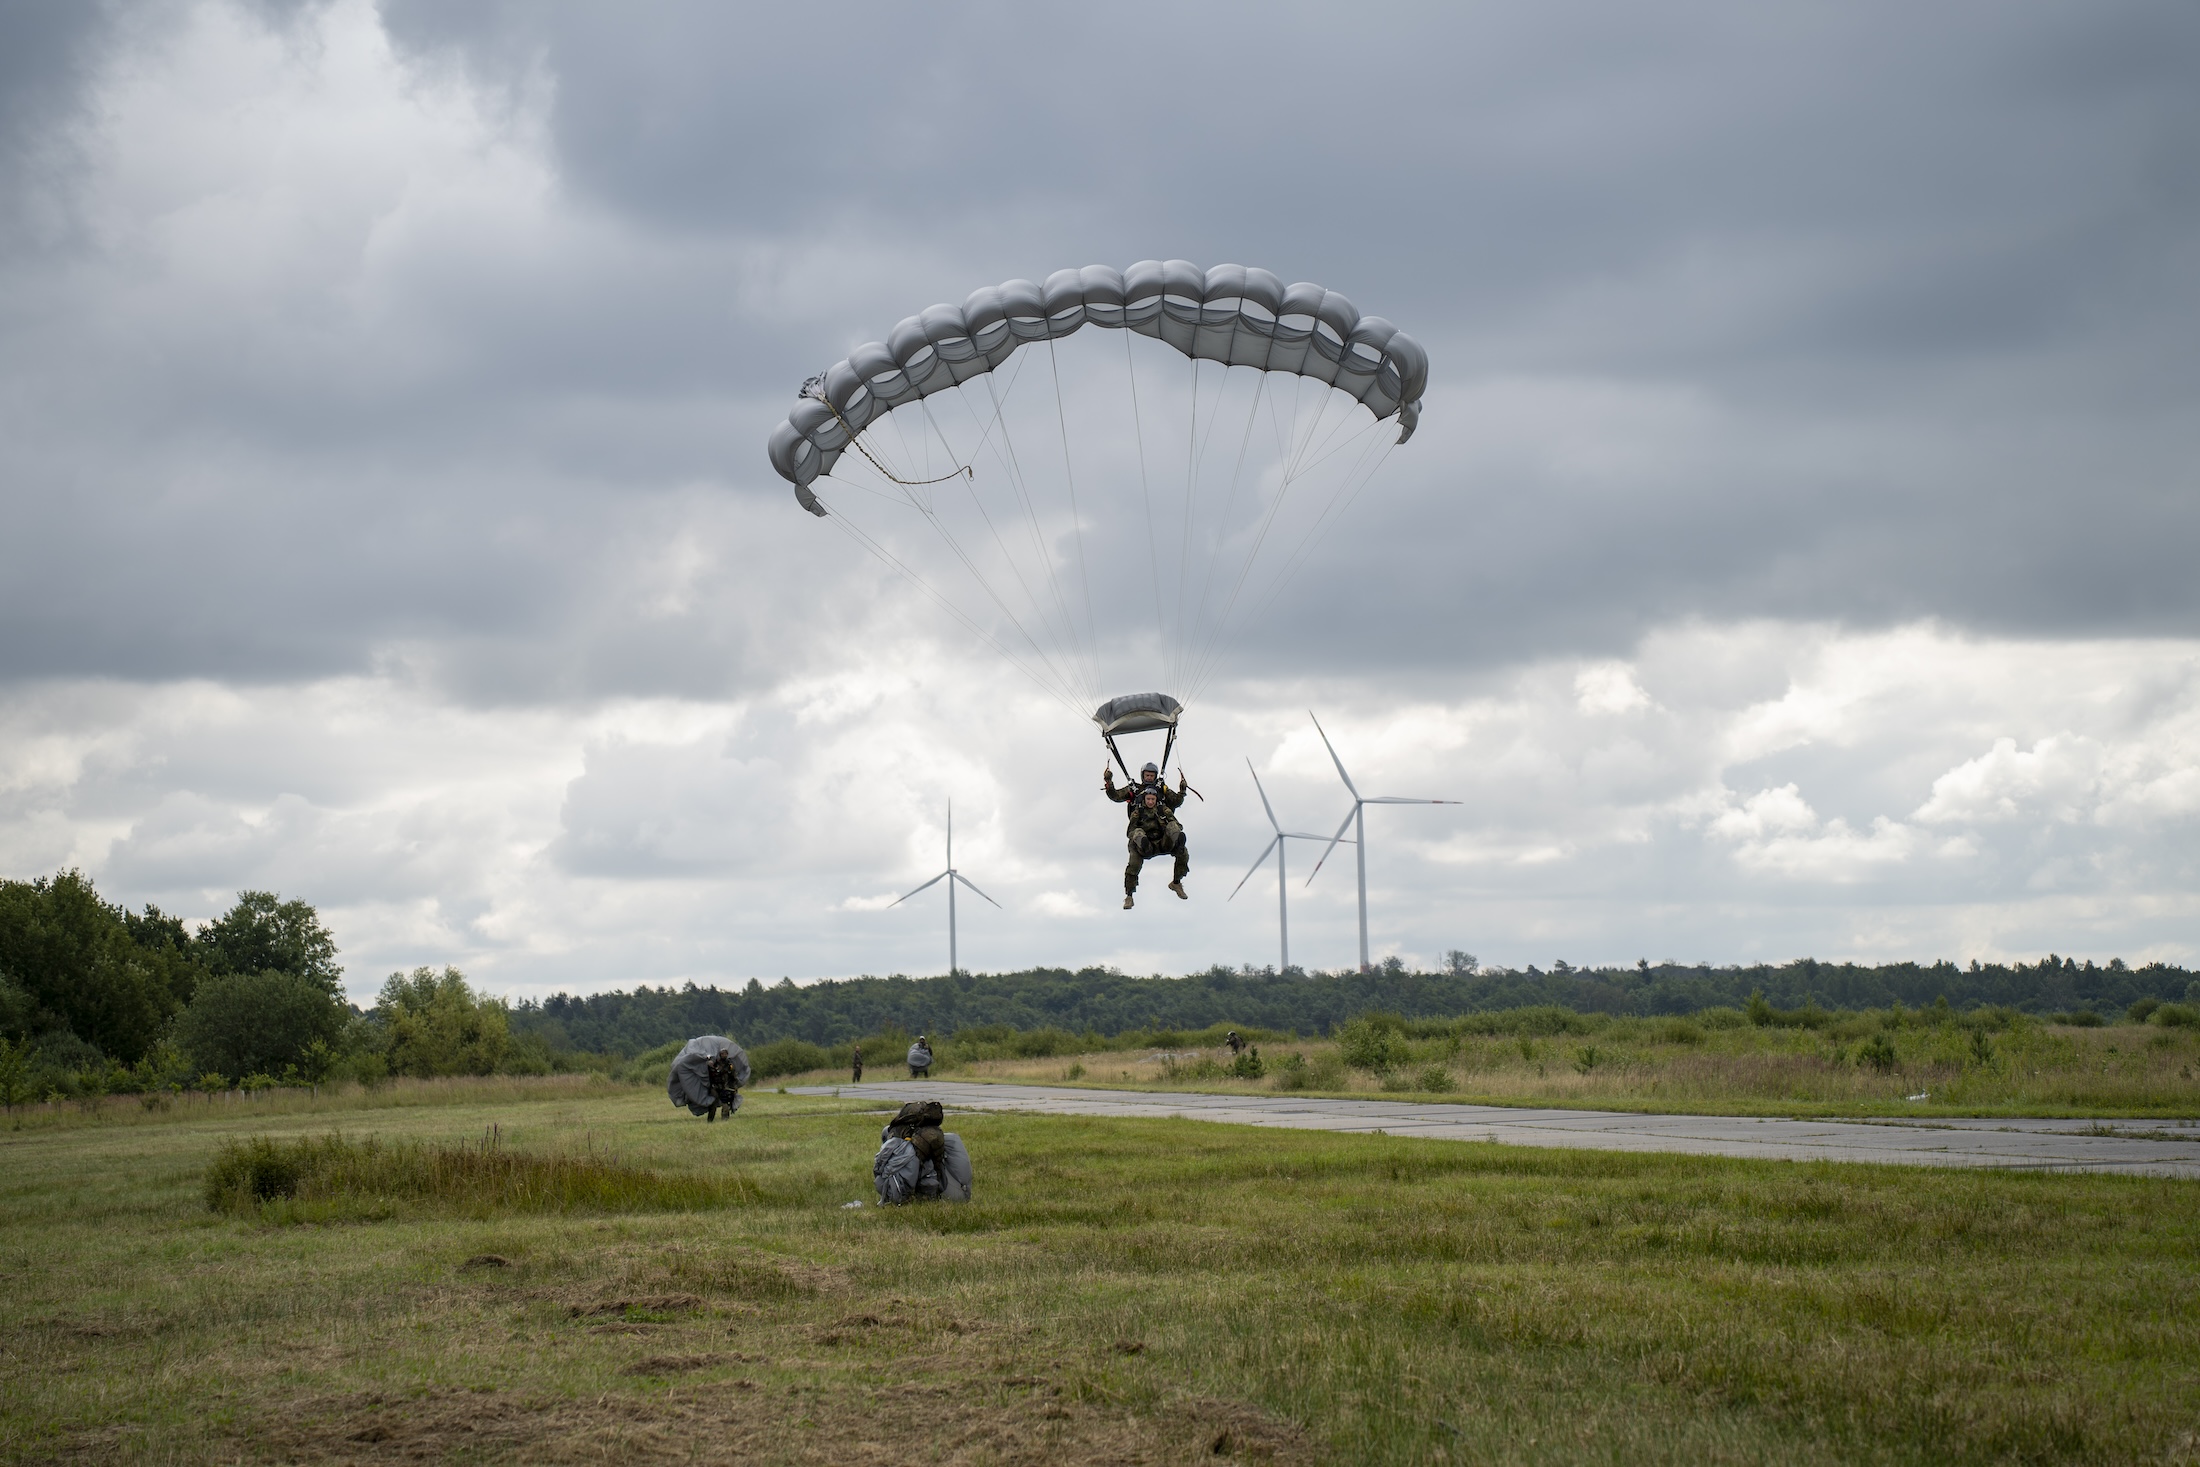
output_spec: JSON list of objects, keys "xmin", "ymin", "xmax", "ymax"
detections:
[
  {"xmin": 767, "ymin": 262, "xmax": 1428, "ymax": 513},
  {"xmin": 667, "ymin": 1035, "xmax": 750, "ymax": 1117},
  {"xmin": 874, "ymin": 1131, "xmax": 973, "ymax": 1205}
]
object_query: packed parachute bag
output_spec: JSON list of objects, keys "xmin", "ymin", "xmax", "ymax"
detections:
[
  {"xmin": 667, "ymin": 1036, "xmax": 751, "ymax": 1121},
  {"xmin": 872, "ymin": 1099, "xmax": 973, "ymax": 1205}
]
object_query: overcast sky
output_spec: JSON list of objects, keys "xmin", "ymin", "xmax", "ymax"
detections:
[{"xmin": 3, "ymin": 0, "xmax": 2197, "ymax": 1002}]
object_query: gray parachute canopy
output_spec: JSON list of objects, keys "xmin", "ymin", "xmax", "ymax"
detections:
[
  {"xmin": 767, "ymin": 262, "xmax": 1428, "ymax": 514},
  {"xmin": 667, "ymin": 1035, "xmax": 750, "ymax": 1116}
]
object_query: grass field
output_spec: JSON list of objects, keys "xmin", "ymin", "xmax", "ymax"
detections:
[
  {"xmin": 894, "ymin": 1012, "xmax": 2200, "ymax": 1120},
  {"xmin": 3, "ymin": 1079, "xmax": 2197, "ymax": 1464}
]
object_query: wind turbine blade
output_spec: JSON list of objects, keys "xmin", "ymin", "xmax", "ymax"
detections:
[
  {"xmin": 1283, "ymin": 832, "xmax": 1350, "ymax": 842},
  {"xmin": 1246, "ymin": 758, "xmax": 1282, "ymax": 833},
  {"xmin": 1229, "ymin": 837, "xmax": 1281, "ymax": 900},
  {"xmin": 889, "ymin": 870, "xmax": 949, "ymax": 906},
  {"xmin": 1305, "ymin": 805, "xmax": 1359, "ymax": 886},
  {"xmin": 1365, "ymin": 796, "xmax": 1461, "ymax": 805},
  {"xmin": 951, "ymin": 872, "xmax": 1003, "ymax": 908},
  {"xmin": 1309, "ymin": 711, "xmax": 1359, "ymax": 798}
]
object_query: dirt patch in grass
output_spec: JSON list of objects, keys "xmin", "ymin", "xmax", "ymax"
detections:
[
  {"xmin": 257, "ymin": 1385, "xmax": 1308, "ymax": 1465},
  {"xmin": 565, "ymin": 1293, "xmax": 704, "ymax": 1318}
]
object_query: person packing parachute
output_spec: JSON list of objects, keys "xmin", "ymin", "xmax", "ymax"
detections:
[
  {"xmin": 1106, "ymin": 759, "xmax": 1190, "ymax": 908},
  {"xmin": 765, "ymin": 263, "xmax": 1425, "ymax": 905}
]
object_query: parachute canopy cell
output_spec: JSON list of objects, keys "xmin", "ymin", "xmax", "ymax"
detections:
[
  {"xmin": 1093, "ymin": 692, "xmax": 1184, "ymax": 738},
  {"xmin": 767, "ymin": 262, "xmax": 1428, "ymax": 513}
]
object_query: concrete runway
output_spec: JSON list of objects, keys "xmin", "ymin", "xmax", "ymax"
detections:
[{"xmin": 789, "ymin": 1081, "xmax": 2200, "ymax": 1178}]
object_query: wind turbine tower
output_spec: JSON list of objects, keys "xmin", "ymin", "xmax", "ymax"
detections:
[
  {"xmin": 1229, "ymin": 759, "xmax": 1352, "ymax": 973},
  {"xmin": 889, "ymin": 801, "xmax": 999, "ymax": 977},
  {"xmin": 1305, "ymin": 713, "xmax": 1458, "ymax": 972}
]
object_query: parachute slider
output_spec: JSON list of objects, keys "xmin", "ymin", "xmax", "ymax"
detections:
[{"xmin": 1095, "ymin": 692, "xmax": 1183, "ymax": 780}]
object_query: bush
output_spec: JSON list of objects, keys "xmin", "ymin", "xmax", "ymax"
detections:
[
  {"xmin": 173, "ymin": 969, "xmax": 348, "ymax": 1085},
  {"xmin": 376, "ymin": 967, "xmax": 510, "ymax": 1077},
  {"xmin": 1336, "ymin": 1016, "xmax": 1399, "ymax": 1072},
  {"xmin": 1271, "ymin": 1052, "xmax": 1310, "ymax": 1091},
  {"xmin": 2128, "ymin": 997, "xmax": 2161, "ymax": 1024},
  {"xmin": 748, "ymin": 1038, "xmax": 831, "ymax": 1079},
  {"xmin": 1697, "ymin": 1007, "xmax": 1749, "ymax": 1030},
  {"xmin": 2151, "ymin": 1004, "xmax": 2199, "ymax": 1029},
  {"xmin": 1572, "ymin": 1045, "xmax": 1604, "ymax": 1074},
  {"xmin": 1655, "ymin": 1018, "xmax": 1705, "ymax": 1045},
  {"xmin": 1856, "ymin": 1032, "xmax": 1898, "ymax": 1072},
  {"xmin": 1415, "ymin": 1063, "xmax": 1453, "ymax": 1093},
  {"xmin": 2058, "ymin": 1010, "xmax": 2105, "ymax": 1028},
  {"xmin": 1230, "ymin": 1046, "xmax": 1265, "ymax": 1080},
  {"xmin": 205, "ymin": 1132, "xmax": 743, "ymax": 1220}
]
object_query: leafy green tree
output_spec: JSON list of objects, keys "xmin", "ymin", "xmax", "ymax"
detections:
[
  {"xmin": 0, "ymin": 1036, "xmax": 32, "ymax": 1114},
  {"xmin": 196, "ymin": 892, "xmax": 343, "ymax": 995},
  {"xmin": 172, "ymin": 970, "xmax": 349, "ymax": 1084},
  {"xmin": 376, "ymin": 967, "xmax": 510, "ymax": 1077},
  {"xmin": 0, "ymin": 871, "xmax": 176, "ymax": 1062}
]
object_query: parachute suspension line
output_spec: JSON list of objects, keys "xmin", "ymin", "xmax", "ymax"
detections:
[
  {"xmin": 1171, "ymin": 354, "xmax": 1205, "ymax": 698},
  {"xmin": 1191, "ymin": 430, "xmax": 1398, "ymax": 701},
  {"xmin": 1044, "ymin": 334, "xmax": 1104, "ymax": 706},
  {"xmin": 918, "ymin": 395, "xmax": 1084, "ymax": 695},
  {"xmin": 802, "ymin": 379, "xmax": 973, "ymax": 488},
  {"xmin": 1181, "ymin": 368, "xmax": 1269, "ymax": 700},
  {"xmin": 1124, "ymin": 331, "xmax": 1167, "ymax": 655},
  {"xmin": 1184, "ymin": 411, "xmax": 1393, "ymax": 702},
  {"xmin": 927, "ymin": 363, "xmax": 1090, "ymax": 706},
  {"xmin": 830, "ymin": 401, "xmax": 1095, "ymax": 712},
  {"xmin": 963, "ymin": 372, "xmax": 1099, "ymax": 707},
  {"xmin": 813, "ymin": 490, "xmax": 1085, "ymax": 716},
  {"xmin": 1183, "ymin": 381, "xmax": 1330, "ymax": 699}
]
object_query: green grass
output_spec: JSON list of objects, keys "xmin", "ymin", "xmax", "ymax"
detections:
[
  {"xmin": 918, "ymin": 1014, "xmax": 2200, "ymax": 1120},
  {"xmin": 2, "ymin": 1079, "xmax": 2196, "ymax": 1464}
]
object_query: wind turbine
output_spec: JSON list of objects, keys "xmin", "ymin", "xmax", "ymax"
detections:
[
  {"xmin": 889, "ymin": 801, "xmax": 999, "ymax": 977},
  {"xmin": 1228, "ymin": 759, "xmax": 1352, "ymax": 973},
  {"xmin": 1304, "ymin": 712, "xmax": 1458, "ymax": 972}
]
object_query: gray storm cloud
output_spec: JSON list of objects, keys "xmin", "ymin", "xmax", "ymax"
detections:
[{"xmin": 0, "ymin": 0, "xmax": 2196, "ymax": 987}]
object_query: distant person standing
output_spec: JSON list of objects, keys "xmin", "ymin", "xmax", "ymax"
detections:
[
  {"xmin": 908, "ymin": 1035, "xmax": 933, "ymax": 1078},
  {"xmin": 851, "ymin": 1044, "xmax": 864, "ymax": 1083}
]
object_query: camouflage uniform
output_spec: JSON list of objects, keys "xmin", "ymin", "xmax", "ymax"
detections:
[
  {"xmin": 1107, "ymin": 772, "xmax": 1189, "ymax": 897},
  {"xmin": 703, "ymin": 1051, "xmax": 741, "ymax": 1122}
]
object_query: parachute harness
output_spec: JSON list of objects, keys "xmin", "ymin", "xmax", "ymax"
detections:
[{"xmin": 804, "ymin": 376, "xmax": 973, "ymax": 488}]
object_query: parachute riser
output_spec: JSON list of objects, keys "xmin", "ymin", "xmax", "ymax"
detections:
[{"xmin": 1101, "ymin": 726, "xmax": 1174, "ymax": 781}]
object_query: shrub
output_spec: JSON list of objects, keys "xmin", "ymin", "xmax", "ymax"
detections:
[
  {"xmin": 1857, "ymin": 1032, "xmax": 1898, "ymax": 1072},
  {"xmin": 1697, "ymin": 1007, "xmax": 1749, "ymax": 1030},
  {"xmin": 1969, "ymin": 1029, "xmax": 1995, "ymax": 1067},
  {"xmin": 1572, "ymin": 1045, "xmax": 1604, "ymax": 1074},
  {"xmin": 204, "ymin": 1137, "xmax": 307, "ymax": 1208},
  {"xmin": 205, "ymin": 1132, "xmax": 742, "ymax": 1220},
  {"xmin": 2127, "ymin": 997, "xmax": 2161, "ymax": 1024},
  {"xmin": 2058, "ymin": 1010, "xmax": 2105, "ymax": 1028},
  {"xmin": 1655, "ymin": 1018, "xmax": 1705, "ymax": 1045},
  {"xmin": 2151, "ymin": 1004, "xmax": 2199, "ymax": 1029},
  {"xmin": 1415, "ymin": 1063, "xmax": 1453, "ymax": 1093},
  {"xmin": 1230, "ymin": 1046, "xmax": 1265, "ymax": 1080},
  {"xmin": 1065, "ymin": 1062, "xmax": 1086, "ymax": 1080},
  {"xmin": 1271, "ymin": 1052, "xmax": 1310, "ymax": 1091},
  {"xmin": 748, "ymin": 1038, "xmax": 830, "ymax": 1079},
  {"xmin": 1336, "ymin": 1017, "xmax": 1399, "ymax": 1072}
]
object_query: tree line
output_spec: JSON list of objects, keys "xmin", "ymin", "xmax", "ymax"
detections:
[
  {"xmin": 513, "ymin": 951, "xmax": 2200, "ymax": 1058},
  {"xmin": 0, "ymin": 869, "xmax": 563, "ymax": 1105}
]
